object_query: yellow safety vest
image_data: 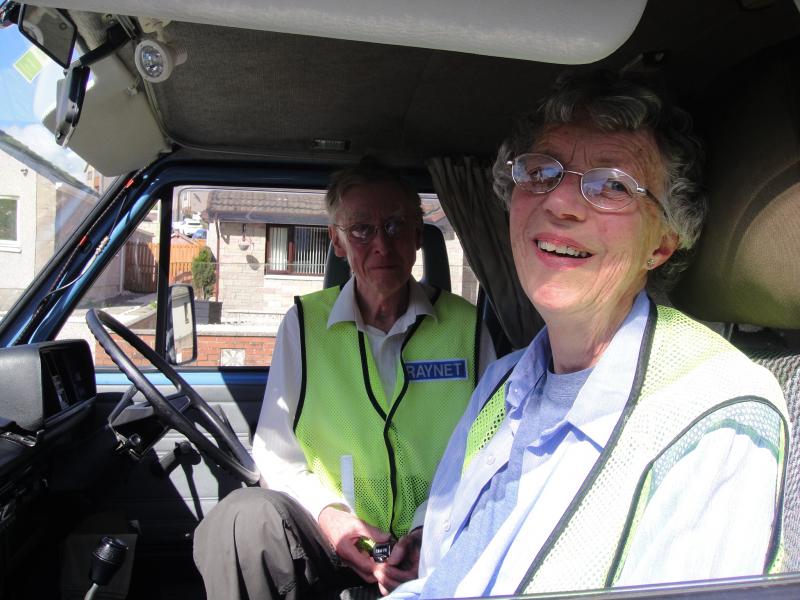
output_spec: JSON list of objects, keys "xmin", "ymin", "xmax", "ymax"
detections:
[
  {"xmin": 462, "ymin": 304, "xmax": 788, "ymax": 593},
  {"xmin": 295, "ymin": 285, "xmax": 481, "ymax": 536}
]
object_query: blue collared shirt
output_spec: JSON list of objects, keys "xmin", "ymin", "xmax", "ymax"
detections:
[{"xmin": 389, "ymin": 292, "xmax": 780, "ymax": 598}]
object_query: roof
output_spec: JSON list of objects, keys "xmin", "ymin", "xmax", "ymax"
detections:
[
  {"xmin": 0, "ymin": 129, "xmax": 95, "ymax": 195},
  {"xmin": 47, "ymin": 1, "xmax": 800, "ymax": 176},
  {"xmin": 205, "ymin": 189, "xmax": 329, "ymax": 226}
]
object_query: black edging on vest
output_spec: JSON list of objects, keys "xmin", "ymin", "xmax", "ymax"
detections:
[
  {"xmin": 481, "ymin": 367, "xmax": 514, "ymax": 415},
  {"xmin": 515, "ymin": 299, "xmax": 660, "ymax": 593},
  {"xmin": 292, "ymin": 292, "xmax": 313, "ymax": 431},
  {"xmin": 357, "ymin": 332, "xmax": 388, "ymax": 419},
  {"xmin": 350, "ymin": 286, "xmax": 443, "ymax": 537},
  {"xmin": 472, "ymin": 292, "xmax": 484, "ymax": 388},
  {"xmin": 767, "ymin": 405, "xmax": 790, "ymax": 573},
  {"xmin": 376, "ymin": 286, "xmax": 442, "ymax": 537},
  {"xmin": 293, "ymin": 285, "xmax": 343, "ymax": 431},
  {"xmin": 605, "ymin": 394, "xmax": 789, "ymax": 585}
]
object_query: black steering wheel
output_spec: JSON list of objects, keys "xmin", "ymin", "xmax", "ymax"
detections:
[{"xmin": 86, "ymin": 308, "xmax": 260, "ymax": 485}]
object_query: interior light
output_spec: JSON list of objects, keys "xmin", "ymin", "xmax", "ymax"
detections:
[
  {"xmin": 311, "ymin": 138, "xmax": 350, "ymax": 152},
  {"xmin": 134, "ymin": 38, "xmax": 186, "ymax": 83}
]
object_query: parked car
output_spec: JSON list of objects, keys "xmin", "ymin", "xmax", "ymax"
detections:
[
  {"xmin": 191, "ymin": 228, "xmax": 208, "ymax": 240},
  {"xmin": 0, "ymin": 1, "xmax": 799, "ymax": 599},
  {"xmin": 177, "ymin": 218, "xmax": 204, "ymax": 237}
]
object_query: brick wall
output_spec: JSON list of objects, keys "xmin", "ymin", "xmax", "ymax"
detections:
[
  {"xmin": 193, "ymin": 333, "xmax": 276, "ymax": 366},
  {"xmin": 94, "ymin": 332, "xmax": 277, "ymax": 368}
]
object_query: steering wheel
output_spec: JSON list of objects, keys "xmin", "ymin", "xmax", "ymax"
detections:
[{"xmin": 86, "ymin": 308, "xmax": 261, "ymax": 485}]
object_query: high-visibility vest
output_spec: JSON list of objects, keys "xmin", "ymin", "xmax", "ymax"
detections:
[
  {"xmin": 462, "ymin": 304, "xmax": 788, "ymax": 593},
  {"xmin": 295, "ymin": 285, "xmax": 481, "ymax": 536}
]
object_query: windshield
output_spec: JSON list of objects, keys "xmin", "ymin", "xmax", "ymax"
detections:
[{"xmin": 0, "ymin": 25, "xmax": 108, "ymax": 320}]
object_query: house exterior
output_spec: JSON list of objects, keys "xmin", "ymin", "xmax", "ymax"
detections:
[
  {"xmin": 0, "ymin": 129, "xmax": 109, "ymax": 311},
  {"xmin": 203, "ymin": 189, "xmax": 331, "ymax": 329},
  {"xmin": 200, "ymin": 187, "xmax": 477, "ymax": 331}
]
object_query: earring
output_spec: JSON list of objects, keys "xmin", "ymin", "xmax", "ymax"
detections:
[{"xmin": 646, "ymin": 258, "xmax": 656, "ymax": 269}]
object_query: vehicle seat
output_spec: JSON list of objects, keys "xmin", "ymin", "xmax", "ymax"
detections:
[
  {"xmin": 670, "ymin": 40, "xmax": 800, "ymax": 571},
  {"xmin": 749, "ymin": 348, "xmax": 800, "ymax": 560},
  {"xmin": 323, "ymin": 222, "xmax": 452, "ymax": 291}
]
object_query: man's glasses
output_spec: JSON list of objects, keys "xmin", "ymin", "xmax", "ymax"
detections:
[
  {"xmin": 508, "ymin": 153, "xmax": 661, "ymax": 211},
  {"xmin": 334, "ymin": 216, "xmax": 411, "ymax": 245}
]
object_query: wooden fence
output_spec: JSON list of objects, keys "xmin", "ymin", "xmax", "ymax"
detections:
[{"xmin": 124, "ymin": 241, "xmax": 206, "ymax": 293}]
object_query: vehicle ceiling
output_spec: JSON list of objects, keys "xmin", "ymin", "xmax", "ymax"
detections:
[{"xmin": 28, "ymin": 0, "xmax": 800, "ymax": 175}]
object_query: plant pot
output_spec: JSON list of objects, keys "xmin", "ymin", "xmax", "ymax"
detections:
[{"xmin": 195, "ymin": 300, "xmax": 222, "ymax": 324}]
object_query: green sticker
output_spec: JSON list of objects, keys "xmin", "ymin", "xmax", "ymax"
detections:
[{"xmin": 13, "ymin": 47, "xmax": 47, "ymax": 83}]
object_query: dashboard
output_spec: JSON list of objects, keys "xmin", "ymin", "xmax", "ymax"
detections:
[{"xmin": 0, "ymin": 339, "xmax": 96, "ymax": 478}]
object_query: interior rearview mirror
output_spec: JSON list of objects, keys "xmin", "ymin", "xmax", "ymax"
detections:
[
  {"xmin": 53, "ymin": 63, "xmax": 90, "ymax": 146},
  {"xmin": 18, "ymin": 4, "xmax": 77, "ymax": 68},
  {"xmin": 166, "ymin": 284, "xmax": 197, "ymax": 365}
]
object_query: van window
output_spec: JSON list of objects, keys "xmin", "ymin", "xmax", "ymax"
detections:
[{"xmin": 55, "ymin": 186, "xmax": 480, "ymax": 369}]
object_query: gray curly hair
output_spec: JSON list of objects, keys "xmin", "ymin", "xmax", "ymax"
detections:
[{"xmin": 492, "ymin": 71, "xmax": 707, "ymax": 289}]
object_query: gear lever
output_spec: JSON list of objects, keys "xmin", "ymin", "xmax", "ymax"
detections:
[{"xmin": 84, "ymin": 536, "xmax": 128, "ymax": 600}]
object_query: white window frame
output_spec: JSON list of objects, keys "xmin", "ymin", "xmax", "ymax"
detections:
[
  {"xmin": 266, "ymin": 224, "xmax": 327, "ymax": 276},
  {"xmin": 0, "ymin": 195, "xmax": 20, "ymax": 251}
]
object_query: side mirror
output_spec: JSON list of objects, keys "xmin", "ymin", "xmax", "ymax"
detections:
[
  {"xmin": 166, "ymin": 284, "xmax": 197, "ymax": 365},
  {"xmin": 18, "ymin": 4, "xmax": 77, "ymax": 68}
]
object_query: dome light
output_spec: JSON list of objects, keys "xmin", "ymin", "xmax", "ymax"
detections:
[{"xmin": 134, "ymin": 38, "xmax": 186, "ymax": 83}]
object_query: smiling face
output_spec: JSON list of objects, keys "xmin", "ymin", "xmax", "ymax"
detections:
[
  {"xmin": 330, "ymin": 182, "xmax": 422, "ymax": 309},
  {"xmin": 509, "ymin": 122, "xmax": 678, "ymax": 322}
]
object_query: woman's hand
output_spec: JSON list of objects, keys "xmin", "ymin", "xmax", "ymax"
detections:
[{"xmin": 373, "ymin": 527, "xmax": 423, "ymax": 595}]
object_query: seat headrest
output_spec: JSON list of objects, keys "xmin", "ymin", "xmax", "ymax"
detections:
[{"xmin": 670, "ymin": 40, "xmax": 800, "ymax": 330}]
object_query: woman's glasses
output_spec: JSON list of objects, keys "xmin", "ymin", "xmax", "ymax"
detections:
[
  {"xmin": 508, "ymin": 153, "xmax": 661, "ymax": 211},
  {"xmin": 334, "ymin": 216, "xmax": 411, "ymax": 245}
]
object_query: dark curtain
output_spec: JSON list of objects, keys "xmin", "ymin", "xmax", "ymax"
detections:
[{"xmin": 427, "ymin": 156, "xmax": 542, "ymax": 350}]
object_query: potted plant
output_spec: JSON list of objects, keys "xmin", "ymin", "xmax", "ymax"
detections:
[{"xmin": 191, "ymin": 246, "xmax": 221, "ymax": 324}]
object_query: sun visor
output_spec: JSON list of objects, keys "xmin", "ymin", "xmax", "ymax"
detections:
[
  {"xmin": 39, "ymin": 0, "xmax": 646, "ymax": 64},
  {"xmin": 670, "ymin": 39, "xmax": 800, "ymax": 330},
  {"xmin": 42, "ymin": 53, "xmax": 168, "ymax": 176}
]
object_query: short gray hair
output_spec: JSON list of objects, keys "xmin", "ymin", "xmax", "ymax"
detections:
[
  {"xmin": 492, "ymin": 71, "xmax": 707, "ymax": 289},
  {"xmin": 326, "ymin": 157, "xmax": 423, "ymax": 222}
]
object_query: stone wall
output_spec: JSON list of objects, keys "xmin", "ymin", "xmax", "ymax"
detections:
[{"xmin": 216, "ymin": 221, "xmax": 267, "ymax": 316}]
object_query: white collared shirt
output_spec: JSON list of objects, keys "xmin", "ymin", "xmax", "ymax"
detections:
[{"xmin": 251, "ymin": 278, "xmax": 496, "ymax": 522}]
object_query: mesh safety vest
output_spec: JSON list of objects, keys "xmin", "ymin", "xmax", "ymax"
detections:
[
  {"xmin": 462, "ymin": 304, "xmax": 789, "ymax": 593},
  {"xmin": 294, "ymin": 285, "xmax": 481, "ymax": 537}
]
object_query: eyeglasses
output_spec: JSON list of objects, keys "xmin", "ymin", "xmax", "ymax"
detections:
[
  {"xmin": 508, "ymin": 153, "xmax": 661, "ymax": 211},
  {"xmin": 334, "ymin": 216, "xmax": 411, "ymax": 245}
]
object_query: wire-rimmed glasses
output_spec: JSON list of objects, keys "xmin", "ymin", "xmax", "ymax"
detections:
[{"xmin": 508, "ymin": 153, "xmax": 661, "ymax": 211}]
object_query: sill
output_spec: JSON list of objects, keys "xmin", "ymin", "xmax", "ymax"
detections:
[{"xmin": 0, "ymin": 243, "xmax": 21, "ymax": 253}]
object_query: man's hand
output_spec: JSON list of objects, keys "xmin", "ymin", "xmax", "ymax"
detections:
[
  {"xmin": 317, "ymin": 506, "xmax": 390, "ymax": 583},
  {"xmin": 373, "ymin": 527, "xmax": 423, "ymax": 595}
]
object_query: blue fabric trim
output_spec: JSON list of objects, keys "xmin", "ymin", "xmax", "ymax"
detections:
[{"xmin": 95, "ymin": 370, "xmax": 268, "ymax": 386}]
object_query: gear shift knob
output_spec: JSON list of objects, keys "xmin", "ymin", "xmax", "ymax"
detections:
[{"xmin": 89, "ymin": 536, "xmax": 128, "ymax": 586}]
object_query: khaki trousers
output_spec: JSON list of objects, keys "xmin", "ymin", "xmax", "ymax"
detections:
[{"xmin": 193, "ymin": 488, "xmax": 378, "ymax": 600}]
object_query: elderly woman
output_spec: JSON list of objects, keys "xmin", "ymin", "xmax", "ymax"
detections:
[{"xmin": 388, "ymin": 72, "xmax": 789, "ymax": 599}]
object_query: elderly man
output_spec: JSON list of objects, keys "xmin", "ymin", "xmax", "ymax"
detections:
[{"xmin": 194, "ymin": 158, "xmax": 495, "ymax": 599}]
